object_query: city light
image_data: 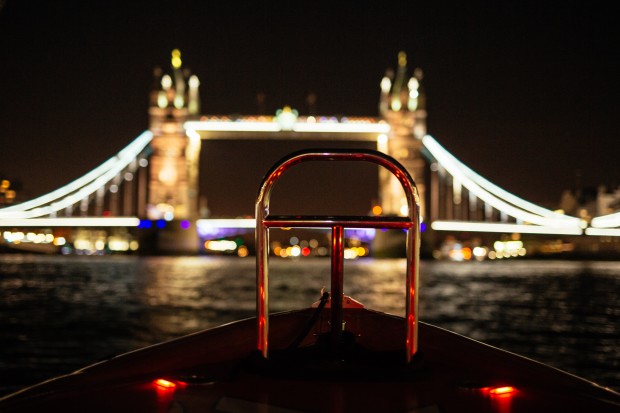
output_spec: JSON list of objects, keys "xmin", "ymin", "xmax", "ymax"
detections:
[
  {"xmin": 472, "ymin": 246, "xmax": 488, "ymax": 260},
  {"xmin": 204, "ymin": 239, "xmax": 237, "ymax": 252},
  {"xmin": 493, "ymin": 240, "xmax": 526, "ymax": 258},
  {"xmin": 2, "ymin": 227, "xmax": 138, "ymax": 254}
]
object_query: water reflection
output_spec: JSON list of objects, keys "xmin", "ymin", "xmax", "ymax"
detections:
[
  {"xmin": 417, "ymin": 260, "xmax": 620, "ymax": 391},
  {"xmin": 0, "ymin": 255, "xmax": 618, "ymax": 395}
]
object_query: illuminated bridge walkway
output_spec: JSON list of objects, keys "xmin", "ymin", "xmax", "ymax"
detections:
[{"xmin": 0, "ymin": 123, "xmax": 619, "ymax": 254}]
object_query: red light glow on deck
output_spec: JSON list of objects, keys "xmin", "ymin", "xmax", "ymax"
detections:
[
  {"xmin": 154, "ymin": 378, "xmax": 176, "ymax": 389},
  {"xmin": 488, "ymin": 386, "xmax": 517, "ymax": 396},
  {"xmin": 153, "ymin": 378, "xmax": 184, "ymax": 406}
]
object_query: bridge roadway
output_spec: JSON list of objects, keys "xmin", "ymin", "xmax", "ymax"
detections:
[
  {"xmin": 1, "ymin": 127, "xmax": 619, "ymax": 256},
  {"xmin": 1, "ymin": 216, "xmax": 619, "ymax": 259}
]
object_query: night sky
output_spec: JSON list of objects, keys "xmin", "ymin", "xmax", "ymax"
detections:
[{"xmin": 1, "ymin": 1, "xmax": 618, "ymax": 212}]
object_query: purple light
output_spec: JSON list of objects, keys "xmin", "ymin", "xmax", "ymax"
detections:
[
  {"xmin": 197, "ymin": 227, "xmax": 253, "ymax": 238},
  {"xmin": 344, "ymin": 228, "xmax": 376, "ymax": 243},
  {"xmin": 180, "ymin": 220, "xmax": 191, "ymax": 230}
]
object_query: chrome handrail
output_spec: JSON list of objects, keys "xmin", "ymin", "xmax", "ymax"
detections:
[{"xmin": 255, "ymin": 149, "xmax": 421, "ymax": 362}]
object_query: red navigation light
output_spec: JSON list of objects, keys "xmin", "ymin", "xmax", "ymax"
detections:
[
  {"xmin": 488, "ymin": 386, "xmax": 517, "ymax": 395},
  {"xmin": 153, "ymin": 378, "xmax": 183, "ymax": 406},
  {"xmin": 154, "ymin": 378, "xmax": 176, "ymax": 389}
]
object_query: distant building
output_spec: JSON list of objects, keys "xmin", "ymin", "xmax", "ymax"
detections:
[
  {"xmin": 559, "ymin": 185, "xmax": 620, "ymax": 221},
  {"xmin": 596, "ymin": 185, "xmax": 620, "ymax": 215}
]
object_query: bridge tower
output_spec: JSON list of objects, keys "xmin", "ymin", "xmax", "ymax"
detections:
[
  {"xmin": 148, "ymin": 49, "xmax": 201, "ymax": 221},
  {"xmin": 146, "ymin": 49, "xmax": 202, "ymax": 253},
  {"xmin": 379, "ymin": 52, "xmax": 427, "ymax": 218}
]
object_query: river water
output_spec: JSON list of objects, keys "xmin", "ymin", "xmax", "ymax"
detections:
[{"xmin": 1, "ymin": 255, "xmax": 618, "ymax": 396}]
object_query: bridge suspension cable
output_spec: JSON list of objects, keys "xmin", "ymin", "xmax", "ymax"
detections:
[
  {"xmin": 0, "ymin": 131, "xmax": 152, "ymax": 219},
  {"xmin": 422, "ymin": 135, "xmax": 584, "ymax": 231},
  {"xmin": 1, "ymin": 129, "xmax": 615, "ymax": 237}
]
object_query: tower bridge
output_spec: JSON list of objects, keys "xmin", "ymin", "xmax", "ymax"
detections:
[{"xmin": 1, "ymin": 51, "xmax": 619, "ymax": 257}]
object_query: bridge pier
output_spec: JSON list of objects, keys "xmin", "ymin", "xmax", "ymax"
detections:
[
  {"xmin": 371, "ymin": 228, "xmax": 435, "ymax": 258},
  {"xmin": 138, "ymin": 220, "xmax": 200, "ymax": 255}
]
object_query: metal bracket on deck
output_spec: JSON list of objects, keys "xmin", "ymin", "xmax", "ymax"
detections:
[{"xmin": 254, "ymin": 149, "xmax": 421, "ymax": 363}]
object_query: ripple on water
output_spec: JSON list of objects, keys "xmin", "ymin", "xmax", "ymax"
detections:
[{"xmin": 0, "ymin": 255, "xmax": 618, "ymax": 395}]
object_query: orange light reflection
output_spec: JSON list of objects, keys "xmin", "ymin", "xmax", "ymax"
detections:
[
  {"xmin": 154, "ymin": 378, "xmax": 176, "ymax": 389},
  {"xmin": 489, "ymin": 386, "xmax": 517, "ymax": 395}
]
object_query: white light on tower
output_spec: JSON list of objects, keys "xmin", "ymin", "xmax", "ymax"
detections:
[{"xmin": 380, "ymin": 76, "xmax": 391, "ymax": 94}]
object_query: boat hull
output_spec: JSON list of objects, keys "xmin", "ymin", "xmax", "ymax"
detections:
[{"xmin": 1, "ymin": 308, "xmax": 619, "ymax": 412}]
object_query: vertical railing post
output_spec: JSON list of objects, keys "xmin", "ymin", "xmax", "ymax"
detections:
[
  {"xmin": 256, "ymin": 206, "xmax": 269, "ymax": 358},
  {"xmin": 330, "ymin": 225, "xmax": 345, "ymax": 352},
  {"xmin": 405, "ymin": 221, "xmax": 420, "ymax": 362}
]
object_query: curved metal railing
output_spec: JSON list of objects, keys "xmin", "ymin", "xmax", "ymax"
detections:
[{"xmin": 255, "ymin": 148, "xmax": 422, "ymax": 362}]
